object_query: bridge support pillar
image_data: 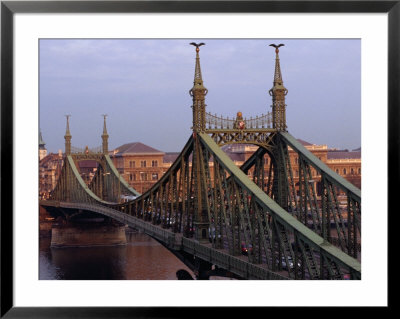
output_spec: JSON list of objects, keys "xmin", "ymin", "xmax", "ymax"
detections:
[
  {"xmin": 194, "ymin": 258, "xmax": 212, "ymax": 280},
  {"xmin": 50, "ymin": 221, "xmax": 127, "ymax": 248}
]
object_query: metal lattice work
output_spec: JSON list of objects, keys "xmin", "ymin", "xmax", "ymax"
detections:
[
  {"xmin": 50, "ymin": 154, "xmax": 139, "ymax": 204},
  {"xmin": 50, "ymin": 156, "xmax": 107, "ymax": 204},
  {"xmin": 238, "ymin": 132, "xmax": 361, "ymax": 259},
  {"xmin": 98, "ymin": 133, "xmax": 360, "ymax": 280}
]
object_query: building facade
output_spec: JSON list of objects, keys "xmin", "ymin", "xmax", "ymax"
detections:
[
  {"xmin": 110, "ymin": 142, "xmax": 165, "ymax": 194},
  {"xmin": 39, "ymin": 151, "xmax": 64, "ymax": 199}
]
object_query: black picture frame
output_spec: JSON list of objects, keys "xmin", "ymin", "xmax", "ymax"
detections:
[{"xmin": 1, "ymin": 0, "xmax": 395, "ymax": 317}]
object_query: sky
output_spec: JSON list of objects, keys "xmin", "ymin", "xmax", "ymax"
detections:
[{"xmin": 39, "ymin": 39, "xmax": 361, "ymax": 153}]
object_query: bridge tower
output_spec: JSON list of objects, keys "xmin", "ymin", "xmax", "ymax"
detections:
[
  {"xmin": 269, "ymin": 44, "xmax": 288, "ymax": 131},
  {"xmin": 101, "ymin": 114, "xmax": 109, "ymax": 154},
  {"xmin": 268, "ymin": 44, "xmax": 290, "ymax": 212},
  {"xmin": 64, "ymin": 115, "xmax": 72, "ymax": 155},
  {"xmin": 189, "ymin": 42, "xmax": 208, "ymax": 132},
  {"xmin": 63, "ymin": 115, "xmax": 72, "ymax": 201},
  {"xmin": 189, "ymin": 42, "xmax": 210, "ymax": 242}
]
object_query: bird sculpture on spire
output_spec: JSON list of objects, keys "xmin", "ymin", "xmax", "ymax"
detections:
[
  {"xmin": 190, "ymin": 42, "xmax": 205, "ymax": 52},
  {"xmin": 269, "ymin": 43, "xmax": 284, "ymax": 53}
]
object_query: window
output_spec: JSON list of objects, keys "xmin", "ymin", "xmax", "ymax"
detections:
[
  {"xmin": 336, "ymin": 169, "xmax": 339, "ymax": 174},
  {"xmin": 129, "ymin": 161, "xmax": 135, "ymax": 168},
  {"xmin": 152, "ymin": 173, "xmax": 158, "ymax": 180},
  {"xmin": 343, "ymin": 168, "xmax": 347, "ymax": 175},
  {"xmin": 351, "ymin": 168, "xmax": 354, "ymax": 174},
  {"xmin": 152, "ymin": 160, "xmax": 158, "ymax": 167},
  {"xmin": 141, "ymin": 160, "xmax": 146, "ymax": 168},
  {"xmin": 358, "ymin": 168, "xmax": 361, "ymax": 174},
  {"xmin": 129, "ymin": 173, "xmax": 133, "ymax": 181},
  {"xmin": 265, "ymin": 158, "xmax": 268, "ymax": 165},
  {"xmin": 140, "ymin": 172, "xmax": 147, "ymax": 181},
  {"xmin": 117, "ymin": 158, "xmax": 124, "ymax": 169}
]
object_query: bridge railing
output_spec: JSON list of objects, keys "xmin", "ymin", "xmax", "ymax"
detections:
[
  {"xmin": 205, "ymin": 112, "xmax": 273, "ymax": 130},
  {"xmin": 71, "ymin": 145, "xmax": 102, "ymax": 154}
]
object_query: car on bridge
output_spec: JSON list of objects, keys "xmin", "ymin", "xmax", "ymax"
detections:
[
  {"xmin": 208, "ymin": 226, "xmax": 221, "ymax": 243},
  {"xmin": 280, "ymin": 256, "xmax": 301, "ymax": 270},
  {"xmin": 241, "ymin": 242, "xmax": 253, "ymax": 255}
]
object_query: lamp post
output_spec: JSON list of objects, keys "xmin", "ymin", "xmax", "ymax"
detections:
[
  {"xmin": 118, "ymin": 170, "xmax": 121, "ymax": 203},
  {"xmin": 102, "ymin": 172, "xmax": 110, "ymax": 201},
  {"xmin": 309, "ymin": 179, "xmax": 315, "ymax": 194}
]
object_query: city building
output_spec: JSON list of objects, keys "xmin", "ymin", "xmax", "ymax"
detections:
[
  {"xmin": 326, "ymin": 147, "xmax": 361, "ymax": 189},
  {"xmin": 39, "ymin": 131, "xmax": 47, "ymax": 161},
  {"xmin": 39, "ymin": 150, "xmax": 64, "ymax": 199},
  {"xmin": 110, "ymin": 142, "xmax": 165, "ymax": 193}
]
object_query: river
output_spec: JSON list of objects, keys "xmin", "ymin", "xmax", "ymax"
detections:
[{"xmin": 39, "ymin": 228, "xmax": 230, "ymax": 280}]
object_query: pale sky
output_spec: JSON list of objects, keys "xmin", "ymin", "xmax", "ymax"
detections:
[{"xmin": 39, "ymin": 39, "xmax": 361, "ymax": 153}]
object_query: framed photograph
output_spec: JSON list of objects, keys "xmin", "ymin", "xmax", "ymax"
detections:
[{"xmin": 1, "ymin": 0, "xmax": 396, "ymax": 316}]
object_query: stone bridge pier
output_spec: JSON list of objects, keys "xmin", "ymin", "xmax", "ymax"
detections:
[{"xmin": 41, "ymin": 205, "xmax": 127, "ymax": 248}]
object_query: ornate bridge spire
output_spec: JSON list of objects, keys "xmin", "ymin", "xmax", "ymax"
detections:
[
  {"xmin": 269, "ymin": 44, "xmax": 288, "ymax": 131},
  {"xmin": 64, "ymin": 115, "xmax": 72, "ymax": 155},
  {"xmin": 189, "ymin": 42, "xmax": 208, "ymax": 132},
  {"xmin": 101, "ymin": 114, "xmax": 109, "ymax": 154},
  {"xmin": 189, "ymin": 42, "xmax": 210, "ymax": 242}
]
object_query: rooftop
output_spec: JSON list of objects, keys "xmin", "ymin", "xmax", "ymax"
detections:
[
  {"xmin": 112, "ymin": 142, "xmax": 164, "ymax": 156},
  {"xmin": 296, "ymin": 139, "xmax": 313, "ymax": 146},
  {"xmin": 163, "ymin": 152, "xmax": 180, "ymax": 163}
]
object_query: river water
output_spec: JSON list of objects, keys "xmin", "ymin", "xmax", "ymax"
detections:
[{"xmin": 39, "ymin": 229, "xmax": 197, "ymax": 280}]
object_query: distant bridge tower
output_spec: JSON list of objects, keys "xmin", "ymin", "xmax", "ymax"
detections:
[
  {"xmin": 269, "ymin": 44, "xmax": 288, "ymax": 131},
  {"xmin": 102, "ymin": 114, "xmax": 109, "ymax": 154},
  {"xmin": 64, "ymin": 115, "xmax": 72, "ymax": 155},
  {"xmin": 189, "ymin": 42, "xmax": 210, "ymax": 242},
  {"xmin": 63, "ymin": 115, "xmax": 72, "ymax": 201}
]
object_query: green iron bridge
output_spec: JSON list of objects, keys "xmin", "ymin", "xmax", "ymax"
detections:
[{"xmin": 40, "ymin": 43, "xmax": 361, "ymax": 280}]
